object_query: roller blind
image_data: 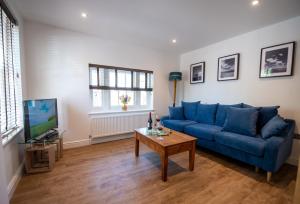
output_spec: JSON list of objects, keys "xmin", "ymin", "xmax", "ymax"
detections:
[
  {"xmin": 0, "ymin": 3, "xmax": 22, "ymax": 136},
  {"xmin": 89, "ymin": 64, "xmax": 153, "ymax": 91}
]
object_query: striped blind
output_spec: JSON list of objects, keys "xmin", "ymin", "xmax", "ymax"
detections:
[
  {"xmin": 89, "ymin": 64, "xmax": 153, "ymax": 91},
  {"xmin": 0, "ymin": 3, "xmax": 22, "ymax": 136}
]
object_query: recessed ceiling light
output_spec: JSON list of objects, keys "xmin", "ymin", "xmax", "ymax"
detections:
[
  {"xmin": 81, "ymin": 12, "xmax": 87, "ymax": 18},
  {"xmin": 172, "ymin": 39, "xmax": 177, "ymax": 44},
  {"xmin": 252, "ymin": 0, "xmax": 259, "ymax": 6}
]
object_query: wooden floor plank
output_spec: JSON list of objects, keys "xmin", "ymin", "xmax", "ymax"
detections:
[{"xmin": 11, "ymin": 138, "xmax": 297, "ymax": 204}]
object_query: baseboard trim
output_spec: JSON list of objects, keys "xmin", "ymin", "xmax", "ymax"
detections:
[
  {"xmin": 63, "ymin": 139, "xmax": 90, "ymax": 149},
  {"xmin": 8, "ymin": 160, "xmax": 24, "ymax": 200},
  {"xmin": 287, "ymin": 157, "xmax": 298, "ymax": 166},
  {"xmin": 91, "ymin": 133, "xmax": 133, "ymax": 144},
  {"xmin": 63, "ymin": 134, "xmax": 134, "ymax": 149}
]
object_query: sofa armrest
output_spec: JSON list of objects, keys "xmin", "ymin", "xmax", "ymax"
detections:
[{"xmin": 263, "ymin": 120, "xmax": 295, "ymax": 172}]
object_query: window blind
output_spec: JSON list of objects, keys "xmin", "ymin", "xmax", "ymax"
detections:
[
  {"xmin": 0, "ymin": 2, "xmax": 22, "ymax": 136},
  {"xmin": 89, "ymin": 64, "xmax": 153, "ymax": 91}
]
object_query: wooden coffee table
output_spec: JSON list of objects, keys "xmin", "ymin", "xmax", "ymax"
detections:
[{"xmin": 134, "ymin": 127, "xmax": 197, "ymax": 181}]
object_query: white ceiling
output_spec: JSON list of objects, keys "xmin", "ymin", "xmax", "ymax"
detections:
[{"xmin": 11, "ymin": 0, "xmax": 300, "ymax": 54}]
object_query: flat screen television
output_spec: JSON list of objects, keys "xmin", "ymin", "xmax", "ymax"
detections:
[{"xmin": 24, "ymin": 98, "xmax": 58, "ymax": 142}]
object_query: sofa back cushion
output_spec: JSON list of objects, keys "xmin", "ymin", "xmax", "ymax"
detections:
[
  {"xmin": 215, "ymin": 103, "xmax": 242, "ymax": 126},
  {"xmin": 223, "ymin": 107, "xmax": 259, "ymax": 137},
  {"xmin": 257, "ymin": 106, "xmax": 280, "ymax": 131},
  {"xmin": 181, "ymin": 101, "xmax": 200, "ymax": 121},
  {"xmin": 242, "ymin": 103, "xmax": 253, "ymax": 108},
  {"xmin": 195, "ymin": 103, "xmax": 218, "ymax": 125},
  {"xmin": 169, "ymin": 107, "xmax": 185, "ymax": 120},
  {"xmin": 261, "ymin": 115, "xmax": 288, "ymax": 139}
]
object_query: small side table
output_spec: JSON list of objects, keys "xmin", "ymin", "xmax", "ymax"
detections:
[
  {"xmin": 25, "ymin": 144, "xmax": 56, "ymax": 174},
  {"xmin": 52, "ymin": 137, "xmax": 64, "ymax": 161},
  {"xmin": 20, "ymin": 130, "xmax": 65, "ymax": 174}
]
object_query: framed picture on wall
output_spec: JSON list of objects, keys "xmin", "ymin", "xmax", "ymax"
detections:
[
  {"xmin": 190, "ymin": 62, "xmax": 205, "ymax": 84},
  {"xmin": 259, "ymin": 42, "xmax": 295, "ymax": 78},
  {"xmin": 217, "ymin": 53, "xmax": 240, "ymax": 81}
]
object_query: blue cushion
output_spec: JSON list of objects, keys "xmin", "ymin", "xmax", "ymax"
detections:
[
  {"xmin": 184, "ymin": 123, "xmax": 222, "ymax": 141},
  {"xmin": 215, "ymin": 131, "xmax": 266, "ymax": 157},
  {"xmin": 261, "ymin": 115, "xmax": 288, "ymax": 139},
  {"xmin": 181, "ymin": 101, "xmax": 200, "ymax": 121},
  {"xmin": 242, "ymin": 103, "xmax": 253, "ymax": 108},
  {"xmin": 195, "ymin": 103, "xmax": 218, "ymax": 125},
  {"xmin": 223, "ymin": 107, "xmax": 259, "ymax": 137},
  {"xmin": 257, "ymin": 106, "xmax": 280, "ymax": 130},
  {"xmin": 168, "ymin": 107, "xmax": 185, "ymax": 120},
  {"xmin": 196, "ymin": 104, "xmax": 218, "ymax": 125},
  {"xmin": 215, "ymin": 103, "xmax": 242, "ymax": 126},
  {"xmin": 160, "ymin": 115, "xmax": 170, "ymax": 123},
  {"xmin": 163, "ymin": 120, "xmax": 197, "ymax": 132}
]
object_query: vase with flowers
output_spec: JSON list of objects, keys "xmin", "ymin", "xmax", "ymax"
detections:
[{"xmin": 120, "ymin": 94, "xmax": 131, "ymax": 111}]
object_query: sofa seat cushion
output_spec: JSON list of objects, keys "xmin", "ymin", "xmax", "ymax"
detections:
[
  {"xmin": 215, "ymin": 131, "xmax": 266, "ymax": 157},
  {"xmin": 163, "ymin": 120, "xmax": 197, "ymax": 132},
  {"xmin": 184, "ymin": 123, "xmax": 222, "ymax": 141}
]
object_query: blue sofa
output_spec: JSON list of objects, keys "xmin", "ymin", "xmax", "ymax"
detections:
[{"xmin": 161, "ymin": 102, "xmax": 295, "ymax": 182}]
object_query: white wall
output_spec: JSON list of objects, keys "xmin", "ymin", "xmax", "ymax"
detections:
[
  {"xmin": 24, "ymin": 21, "xmax": 178, "ymax": 146},
  {"xmin": 180, "ymin": 16, "xmax": 300, "ymax": 133},
  {"xmin": 0, "ymin": 138, "xmax": 9, "ymax": 204}
]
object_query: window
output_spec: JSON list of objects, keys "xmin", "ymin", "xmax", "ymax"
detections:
[
  {"xmin": 0, "ymin": 1, "xmax": 22, "ymax": 138},
  {"xmin": 89, "ymin": 64, "xmax": 153, "ymax": 111}
]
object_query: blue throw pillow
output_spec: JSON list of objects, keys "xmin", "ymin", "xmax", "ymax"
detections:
[
  {"xmin": 261, "ymin": 115, "xmax": 287, "ymax": 139},
  {"xmin": 169, "ymin": 107, "xmax": 185, "ymax": 120},
  {"xmin": 223, "ymin": 107, "xmax": 259, "ymax": 137},
  {"xmin": 257, "ymin": 106, "xmax": 280, "ymax": 130},
  {"xmin": 181, "ymin": 101, "xmax": 200, "ymax": 121},
  {"xmin": 242, "ymin": 103, "xmax": 253, "ymax": 108},
  {"xmin": 195, "ymin": 103, "xmax": 218, "ymax": 125},
  {"xmin": 215, "ymin": 103, "xmax": 242, "ymax": 126}
]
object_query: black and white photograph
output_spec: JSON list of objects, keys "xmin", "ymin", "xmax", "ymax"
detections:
[
  {"xmin": 217, "ymin": 53, "xmax": 239, "ymax": 81},
  {"xmin": 260, "ymin": 42, "xmax": 295, "ymax": 78},
  {"xmin": 190, "ymin": 62, "xmax": 205, "ymax": 84}
]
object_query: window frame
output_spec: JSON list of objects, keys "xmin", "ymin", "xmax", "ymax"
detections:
[
  {"xmin": 89, "ymin": 64, "xmax": 153, "ymax": 111},
  {"xmin": 0, "ymin": 1, "xmax": 18, "ymax": 26}
]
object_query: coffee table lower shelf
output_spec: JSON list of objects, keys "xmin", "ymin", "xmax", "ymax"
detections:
[{"xmin": 134, "ymin": 128, "xmax": 197, "ymax": 182}]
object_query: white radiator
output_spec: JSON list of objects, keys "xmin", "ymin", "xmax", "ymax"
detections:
[{"xmin": 90, "ymin": 112, "xmax": 149, "ymax": 138}]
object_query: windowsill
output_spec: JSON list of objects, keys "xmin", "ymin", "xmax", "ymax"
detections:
[
  {"xmin": 88, "ymin": 109, "xmax": 154, "ymax": 116},
  {"xmin": 2, "ymin": 127, "xmax": 23, "ymax": 147}
]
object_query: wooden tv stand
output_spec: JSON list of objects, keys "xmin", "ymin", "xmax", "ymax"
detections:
[{"xmin": 22, "ymin": 133, "xmax": 64, "ymax": 174}]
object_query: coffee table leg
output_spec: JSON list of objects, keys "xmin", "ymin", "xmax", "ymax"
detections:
[
  {"xmin": 161, "ymin": 153, "xmax": 168, "ymax": 182},
  {"xmin": 135, "ymin": 134, "xmax": 139, "ymax": 157},
  {"xmin": 189, "ymin": 141, "xmax": 196, "ymax": 171}
]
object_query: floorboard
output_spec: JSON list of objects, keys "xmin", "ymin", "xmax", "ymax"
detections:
[{"xmin": 11, "ymin": 138, "xmax": 297, "ymax": 204}]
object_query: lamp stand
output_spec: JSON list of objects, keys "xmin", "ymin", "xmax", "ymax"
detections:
[{"xmin": 173, "ymin": 80, "xmax": 177, "ymax": 107}]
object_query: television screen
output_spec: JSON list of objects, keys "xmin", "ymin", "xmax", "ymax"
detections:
[{"xmin": 24, "ymin": 99, "xmax": 58, "ymax": 141}]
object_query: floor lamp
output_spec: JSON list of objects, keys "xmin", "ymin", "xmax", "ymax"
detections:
[{"xmin": 169, "ymin": 72, "xmax": 182, "ymax": 107}]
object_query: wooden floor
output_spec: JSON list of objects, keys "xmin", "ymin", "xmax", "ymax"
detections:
[{"xmin": 12, "ymin": 138, "xmax": 297, "ymax": 204}]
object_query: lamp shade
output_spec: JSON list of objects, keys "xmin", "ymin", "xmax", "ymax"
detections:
[{"xmin": 169, "ymin": 72, "xmax": 182, "ymax": 81}]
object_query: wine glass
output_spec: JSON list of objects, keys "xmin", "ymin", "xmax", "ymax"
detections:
[
  {"xmin": 155, "ymin": 114, "xmax": 164, "ymax": 140},
  {"xmin": 156, "ymin": 115, "xmax": 162, "ymax": 130}
]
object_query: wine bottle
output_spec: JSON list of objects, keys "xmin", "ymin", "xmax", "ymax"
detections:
[{"xmin": 147, "ymin": 112, "xmax": 153, "ymax": 130}]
